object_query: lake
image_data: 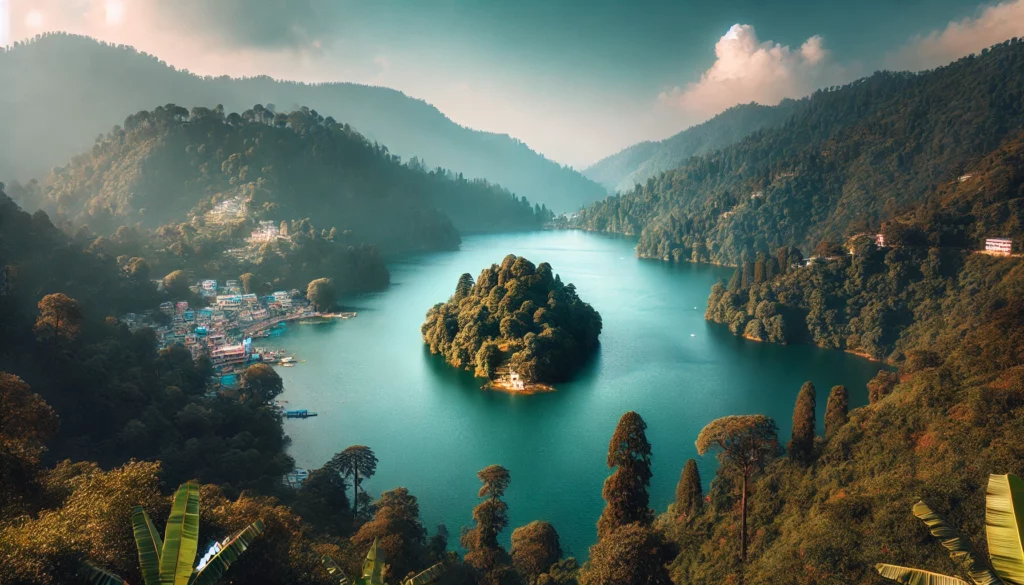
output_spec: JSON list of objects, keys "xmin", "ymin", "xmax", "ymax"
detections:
[{"xmin": 277, "ymin": 230, "xmax": 883, "ymax": 559}]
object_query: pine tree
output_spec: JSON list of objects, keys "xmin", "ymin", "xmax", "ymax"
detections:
[
  {"xmin": 788, "ymin": 381, "xmax": 817, "ymax": 464},
  {"xmin": 597, "ymin": 411, "xmax": 654, "ymax": 539},
  {"xmin": 824, "ymin": 385, "xmax": 849, "ymax": 439},
  {"xmin": 674, "ymin": 458, "xmax": 702, "ymax": 520},
  {"xmin": 462, "ymin": 465, "xmax": 515, "ymax": 585}
]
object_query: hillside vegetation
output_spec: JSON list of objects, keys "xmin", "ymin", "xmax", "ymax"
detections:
[
  {"xmin": 12, "ymin": 103, "xmax": 549, "ymax": 254},
  {"xmin": 575, "ymin": 38, "xmax": 1024, "ymax": 266},
  {"xmin": 0, "ymin": 33, "xmax": 608, "ymax": 212},
  {"xmin": 583, "ymin": 102, "xmax": 798, "ymax": 194},
  {"xmin": 421, "ymin": 255, "xmax": 602, "ymax": 385}
]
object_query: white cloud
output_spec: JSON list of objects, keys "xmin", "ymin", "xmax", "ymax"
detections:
[
  {"xmin": 892, "ymin": 0, "xmax": 1024, "ymax": 71},
  {"xmin": 659, "ymin": 24, "xmax": 845, "ymax": 117}
]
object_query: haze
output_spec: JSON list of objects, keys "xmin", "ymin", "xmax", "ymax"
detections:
[{"xmin": 5, "ymin": 0, "xmax": 1024, "ymax": 167}]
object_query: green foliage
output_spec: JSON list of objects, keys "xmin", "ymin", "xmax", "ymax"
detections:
[
  {"xmin": 307, "ymin": 278, "xmax": 338, "ymax": 312},
  {"xmin": 511, "ymin": 521, "xmax": 562, "ymax": 585},
  {"xmin": 0, "ymin": 190, "xmax": 293, "ymax": 492},
  {"xmin": 25, "ymin": 102, "xmax": 547, "ymax": 254},
  {"xmin": 240, "ymin": 363, "xmax": 284, "ymax": 405},
  {"xmin": 788, "ymin": 382, "xmax": 816, "ymax": 464},
  {"xmin": 823, "ymin": 385, "xmax": 849, "ymax": 439},
  {"xmin": 598, "ymin": 412, "xmax": 654, "ymax": 539},
  {"xmin": 575, "ymin": 39, "xmax": 1024, "ymax": 266},
  {"xmin": 578, "ymin": 523, "xmax": 674, "ymax": 585},
  {"xmin": 330, "ymin": 446, "xmax": 378, "ymax": 517},
  {"xmin": 462, "ymin": 465, "xmax": 515, "ymax": 585},
  {"xmin": 584, "ymin": 102, "xmax": 799, "ymax": 194},
  {"xmin": 1, "ymin": 33, "xmax": 605, "ymax": 214},
  {"xmin": 421, "ymin": 255, "xmax": 602, "ymax": 384},
  {"xmin": 674, "ymin": 459, "xmax": 702, "ymax": 521},
  {"xmin": 322, "ymin": 537, "xmax": 447, "ymax": 585}
]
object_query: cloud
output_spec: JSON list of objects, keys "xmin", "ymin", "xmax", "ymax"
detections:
[
  {"xmin": 659, "ymin": 24, "xmax": 846, "ymax": 118},
  {"xmin": 892, "ymin": 0, "xmax": 1024, "ymax": 71}
]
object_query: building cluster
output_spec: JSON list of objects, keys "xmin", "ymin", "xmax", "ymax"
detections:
[
  {"xmin": 120, "ymin": 278, "xmax": 311, "ymax": 375},
  {"xmin": 985, "ymin": 238, "xmax": 1014, "ymax": 256},
  {"xmin": 205, "ymin": 196, "xmax": 248, "ymax": 226},
  {"xmin": 248, "ymin": 220, "xmax": 290, "ymax": 244}
]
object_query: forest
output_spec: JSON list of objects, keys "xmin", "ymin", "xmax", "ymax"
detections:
[
  {"xmin": 0, "ymin": 32, "xmax": 608, "ymax": 213},
  {"xmin": 574, "ymin": 38, "xmax": 1024, "ymax": 267},
  {"xmin": 7, "ymin": 103, "xmax": 550, "ymax": 256},
  {"xmin": 583, "ymin": 101, "xmax": 799, "ymax": 194},
  {"xmin": 421, "ymin": 255, "xmax": 602, "ymax": 385},
  {"xmin": 5, "ymin": 26, "xmax": 1024, "ymax": 585}
]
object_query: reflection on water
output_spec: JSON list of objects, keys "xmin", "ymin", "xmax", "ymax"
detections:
[{"xmin": 277, "ymin": 230, "xmax": 884, "ymax": 558}]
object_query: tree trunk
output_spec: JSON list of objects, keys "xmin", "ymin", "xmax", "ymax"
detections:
[
  {"xmin": 353, "ymin": 474, "xmax": 360, "ymax": 515},
  {"xmin": 740, "ymin": 471, "xmax": 747, "ymax": 563}
]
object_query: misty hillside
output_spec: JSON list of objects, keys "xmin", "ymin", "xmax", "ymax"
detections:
[
  {"xmin": 576, "ymin": 38, "xmax": 1024, "ymax": 266},
  {"xmin": 0, "ymin": 33, "xmax": 607, "ymax": 212},
  {"xmin": 10, "ymin": 104, "xmax": 548, "ymax": 254},
  {"xmin": 583, "ymin": 102, "xmax": 800, "ymax": 193}
]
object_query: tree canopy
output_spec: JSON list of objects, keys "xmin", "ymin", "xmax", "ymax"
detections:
[{"xmin": 421, "ymin": 255, "xmax": 602, "ymax": 384}]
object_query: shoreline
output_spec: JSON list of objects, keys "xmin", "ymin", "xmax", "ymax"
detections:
[
  {"xmin": 739, "ymin": 331, "xmax": 885, "ymax": 363},
  {"xmin": 484, "ymin": 379, "xmax": 556, "ymax": 395}
]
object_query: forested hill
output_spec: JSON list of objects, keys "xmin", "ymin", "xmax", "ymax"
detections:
[
  {"xmin": 0, "ymin": 33, "xmax": 607, "ymax": 212},
  {"xmin": 575, "ymin": 37, "xmax": 1024, "ymax": 266},
  {"xmin": 583, "ymin": 101, "xmax": 799, "ymax": 193},
  {"xmin": 11, "ymin": 104, "xmax": 550, "ymax": 254}
]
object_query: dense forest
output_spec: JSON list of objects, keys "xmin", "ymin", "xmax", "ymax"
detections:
[
  {"xmin": 574, "ymin": 38, "xmax": 1024, "ymax": 266},
  {"xmin": 8, "ymin": 103, "xmax": 549, "ymax": 256},
  {"xmin": 0, "ymin": 33, "xmax": 608, "ymax": 212},
  {"xmin": 421, "ymin": 255, "xmax": 602, "ymax": 385},
  {"xmin": 583, "ymin": 102, "xmax": 799, "ymax": 194}
]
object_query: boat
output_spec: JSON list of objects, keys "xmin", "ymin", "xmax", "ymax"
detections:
[
  {"xmin": 281, "ymin": 362, "xmax": 296, "ymax": 367},
  {"xmin": 283, "ymin": 409, "xmax": 317, "ymax": 418},
  {"xmin": 280, "ymin": 356, "xmax": 296, "ymax": 365}
]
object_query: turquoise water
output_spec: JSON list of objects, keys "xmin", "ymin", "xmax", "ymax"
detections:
[{"xmin": 277, "ymin": 230, "xmax": 883, "ymax": 559}]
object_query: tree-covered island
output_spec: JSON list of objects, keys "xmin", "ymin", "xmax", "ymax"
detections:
[{"xmin": 421, "ymin": 255, "xmax": 602, "ymax": 391}]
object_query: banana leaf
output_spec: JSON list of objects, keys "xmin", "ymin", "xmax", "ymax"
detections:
[
  {"xmin": 83, "ymin": 562, "xmax": 129, "ymax": 585},
  {"xmin": 160, "ymin": 482, "xmax": 201, "ymax": 585},
  {"xmin": 987, "ymin": 474, "xmax": 1024, "ymax": 584},
  {"xmin": 913, "ymin": 501, "xmax": 1003, "ymax": 585},
  {"xmin": 403, "ymin": 562, "xmax": 446, "ymax": 585},
  {"xmin": 876, "ymin": 563, "xmax": 970, "ymax": 585},
  {"xmin": 361, "ymin": 538, "xmax": 384, "ymax": 585},
  {"xmin": 132, "ymin": 506, "xmax": 163, "ymax": 585},
  {"xmin": 187, "ymin": 520, "xmax": 264, "ymax": 585},
  {"xmin": 322, "ymin": 555, "xmax": 351, "ymax": 585}
]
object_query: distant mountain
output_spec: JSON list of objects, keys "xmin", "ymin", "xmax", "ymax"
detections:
[
  {"xmin": 11, "ymin": 104, "xmax": 548, "ymax": 255},
  {"xmin": 575, "ymin": 38, "xmax": 1024, "ymax": 266},
  {"xmin": 0, "ymin": 33, "xmax": 607, "ymax": 212},
  {"xmin": 583, "ymin": 102, "xmax": 799, "ymax": 193}
]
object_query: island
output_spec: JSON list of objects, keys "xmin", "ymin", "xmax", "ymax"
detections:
[{"xmin": 421, "ymin": 254, "xmax": 602, "ymax": 392}]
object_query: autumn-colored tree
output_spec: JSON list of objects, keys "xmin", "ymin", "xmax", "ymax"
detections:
[
  {"xmin": 240, "ymin": 362, "xmax": 283, "ymax": 405},
  {"xmin": 240, "ymin": 272, "xmax": 257, "ymax": 294},
  {"xmin": 788, "ymin": 381, "xmax": 816, "ymax": 464},
  {"xmin": 674, "ymin": 459, "xmax": 702, "ymax": 521},
  {"xmin": 511, "ymin": 521, "xmax": 562, "ymax": 584},
  {"xmin": 306, "ymin": 277, "xmax": 336, "ymax": 311},
  {"xmin": 454, "ymin": 272, "xmax": 475, "ymax": 301},
  {"xmin": 34, "ymin": 293, "xmax": 83, "ymax": 343},
  {"xmin": 597, "ymin": 411, "xmax": 653, "ymax": 539},
  {"xmin": 462, "ymin": 465, "xmax": 515, "ymax": 585},
  {"xmin": 696, "ymin": 415, "xmax": 779, "ymax": 562},
  {"xmin": 162, "ymin": 269, "xmax": 190, "ymax": 297},
  {"xmin": 329, "ymin": 445, "xmax": 377, "ymax": 516},
  {"xmin": 579, "ymin": 523, "xmax": 673, "ymax": 585},
  {"xmin": 868, "ymin": 370, "xmax": 899, "ymax": 404},
  {"xmin": 0, "ymin": 372, "xmax": 58, "ymax": 514},
  {"xmin": 352, "ymin": 487, "xmax": 429, "ymax": 580},
  {"xmin": 824, "ymin": 385, "xmax": 849, "ymax": 439}
]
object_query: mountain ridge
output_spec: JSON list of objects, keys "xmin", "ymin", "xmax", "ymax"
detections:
[{"xmin": 0, "ymin": 32, "xmax": 607, "ymax": 212}]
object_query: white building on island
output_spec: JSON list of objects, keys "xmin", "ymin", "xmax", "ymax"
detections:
[{"xmin": 508, "ymin": 371, "xmax": 526, "ymax": 391}]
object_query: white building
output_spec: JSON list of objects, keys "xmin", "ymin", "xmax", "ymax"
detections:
[
  {"xmin": 875, "ymin": 233, "xmax": 886, "ymax": 247},
  {"xmin": 249, "ymin": 221, "xmax": 282, "ymax": 244},
  {"xmin": 986, "ymin": 238, "xmax": 1013, "ymax": 256},
  {"xmin": 508, "ymin": 371, "xmax": 526, "ymax": 391}
]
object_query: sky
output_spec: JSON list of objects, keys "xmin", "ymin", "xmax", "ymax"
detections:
[{"xmin": 4, "ymin": 0, "xmax": 1024, "ymax": 168}]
